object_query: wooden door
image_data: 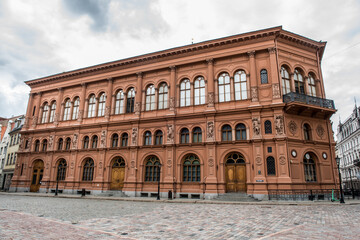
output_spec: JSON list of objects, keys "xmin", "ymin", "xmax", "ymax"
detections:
[
  {"xmin": 30, "ymin": 161, "xmax": 44, "ymax": 192},
  {"xmin": 110, "ymin": 167, "xmax": 125, "ymax": 190},
  {"xmin": 225, "ymin": 164, "xmax": 246, "ymax": 192},
  {"xmin": 235, "ymin": 165, "xmax": 246, "ymax": 192}
]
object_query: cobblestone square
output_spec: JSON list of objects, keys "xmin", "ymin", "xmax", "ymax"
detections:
[{"xmin": 0, "ymin": 193, "xmax": 359, "ymax": 239}]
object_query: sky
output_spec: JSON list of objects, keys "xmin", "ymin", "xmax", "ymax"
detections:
[{"xmin": 0, "ymin": 0, "xmax": 360, "ymax": 137}]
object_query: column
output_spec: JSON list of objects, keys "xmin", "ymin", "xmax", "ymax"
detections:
[
  {"xmin": 54, "ymin": 88, "xmax": 63, "ymax": 126},
  {"xmin": 32, "ymin": 92, "xmax": 42, "ymax": 128},
  {"xmin": 135, "ymin": 72, "xmax": 143, "ymax": 115},
  {"xmin": 169, "ymin": 66, "xmax": 176, "ymax": 112},
  {"xmin": 78, "ymin": 83, "xmax": 86, "ymax": 122},
  {"xmin": 304, "ymin": 76, "xmax": 309, "ymax": 95},
  {"xmin": 290, "ymin": 73, "xmax": 295, "ymax": 92},
  {"xmin": 268, "ymin": 47, "xmax": 281, "ymax": 101},
  {"xmin": 38, "ymin": 106, "xmax": 43, "ymax": 124},
  {"xmin": 206, "ymin": 59, "xmax": 215, "ymax": 108},
  {"xmin": 248, "ymin": 51, "xmax": 258, "ymax": 103},
  {"xmin": 24, "ymin": 93, "xmax": 34, "ymax": 130},
  {"xmin": 111, "ymin": 94, "xmax": 116, "ymax": 115},
  {"xmin": 105, "ymin": 78, "xmax": 113, "ymax": 120}
]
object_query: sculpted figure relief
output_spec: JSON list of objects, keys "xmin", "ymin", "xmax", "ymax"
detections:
[
  {"xmin": 48, "ymin": 135, "xmax": 54, "ymax": 150},
  {"xmin": 251, "ymin": 87, "xmax": 258, "ymax": 102},
  {"xmin": 207, "ymin": 121, "xmax": 214, "ymax": 139},
  {"xmin": 252, "ymin": 117, "xmax": 261, "ymax": 136},
  {"xmin": 167, "ymin": 124, "xmax": 174, "ymax": 143},
  {"xmin": 275, "ymin": 115, "xmax": 284, "ymax": 135},
  {"xmin": 72, "ymin": 133, "xmax": 78, "ymax": 149},
  {"xmin": 272, "ymin": 84, "xmax": 280, "ymax": 99},
  {"xmin": 100, "ymin": 130, "xmax": 106, "ymax": 147},
  {"xmin": 132, "ymin": 128, "xmax": 138, "ymax": 145}
]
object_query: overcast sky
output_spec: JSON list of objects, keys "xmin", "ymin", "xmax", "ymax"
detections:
[{"xmin": 0, "ymin": 0, "xmax": 359, "ymax": 136}]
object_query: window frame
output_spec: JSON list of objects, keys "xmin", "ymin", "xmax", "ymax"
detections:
[
  {"xmin": 218, "ymin": 72, "xmax": 231, "ymax": 102},
  {"xmin": 182, "ymin": 154, "xmax": 201, "ymax": 182},
  {"xmin": 194, "ymin": 77, "xmax": 206, "ymax": 105},
  {"xmin": 126, "ymin": 88, "xmax": 135, "ymax": 113},
  {"xmin": 281, "ymin": 67, "xmax": 291, "ymax": 95},
  {"xmin": 234, "ymin": 70, "xmax": 247, "ymax": 100},
  {"xmin": 115, "ymin": 90, "xmax": 125, "ymax": 114},
  {"xmin": 87, "ymin": 94, "xmax": 96, "ymax": 118},
  {"xmin": 221, "ymin": 125, "xmax": 232, "ymax": 141},
  {"xmin": 72, "ymin": 97, "xmax": 80, "ymax": 120},
  {"xmin": 63, "ymin": 99, "xmax": 71, "ymax": 121},
  {"xmin": 158, "ymin": 83, "xmax": 168, "ymax": 109},
  {"xmin": 192, "ymin": 127, "xmax": 202, "ymax": 143},
  {"xmin": 145, "ymin": 85, "xmax": 156, "ymax": 111},
  {"xmin": 180, "ymin": 128, "xmax": 190, "ymax": 144},
  {"xmin": 97, "ymin": 92, "xmax": 106, "ymax": 117},
  {"xmin": 82, "ymin": 158, "xmax": 94, "ymax": 181}
]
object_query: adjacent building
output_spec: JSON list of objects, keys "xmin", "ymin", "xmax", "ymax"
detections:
[{"xmin": 11, "ymin": 26, "xmax": 337, "ymax": 200}]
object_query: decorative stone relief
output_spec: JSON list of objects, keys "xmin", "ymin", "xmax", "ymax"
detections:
[
  {"xmin": 70, "ymin": 161, "xmax": 74, "ymax": 169},
  {"xmin": 252, "ymin": 117, "xmax": 261, "ymax": 136},
  {"xmin": 166, "ymin": 124, "xmax": 174, "ymax": 143},
  {"xmin": 19, "ymin": 137, "xmax": 24, "ymax": 151},
  {"xmin": 99, "ymin": 162, "xmax": 103, "ymax": 173},
  {"xmin": 105, "ymin": 106, "xmax": 110, "ymax": 119},
  {"xmin": 169, "ymin": 97, "xmax": 176, "ymax": 111},
  {"xmin": 256, "ymin": 157, "xmax": 262, "ymax": 165},
  {"xmin": 32, "ymin": 116, "xmax": 38, "ymax": 128},
  {"xmin": 135, "ymin": 102, "xmax": 141, "ymax": 115},
  {"xmin": 78, "ymin": 110, "xmax": 84, "ymax": 122},
  {"xmin": 251, "ymin": 87, "xmax": 258, "ymax": 102},
  {"xmin": 167, "ymin": 159, "xmax": 172, "ymax": 168},
  {"xmin": 316, "ymin": 125, "xmax": 325, "ymax": 138},
  {"xmin": 130, "ymin": 160, "xmax": 135, "ymax": 168},
  {"xmin": 268, "ymin": 47, "xmax": 276, "ymax": 54},
  {"xmin": 207, "ymin": 121, "xmax": 214, "ymax": 140},
  {"xmin": 279, "ymin": 156, "xmax": 286, "ymax": 165},
  {"xmin": 208, "ymin": 158, "xmax": 214, "ymax": 167},
  {"xmin": 275, "ymin": 115, "xmax": 284, "ymax": 135},
  {"xmin": 132, "ymin": 128, "xmax": 138, "ymax": 145},
  {"xmin": 72, "ymin": 133, "xmax": 78, "ymax": 149},
  {"xmin": 48, "ymin": 135, "xmax": 54, "ymax": 150},
  {"xmin": 288, "ymin": 121, "xmax": 297, "ymax": 135},
  {"xmin": 272, "ymin": 83, "xmax": 280, "ymax": 99},
  {"xmin": 100, "ymin": 130, "xmax": 107, "ymax": 147},
  {"xmin": 207, "ymin": 92, "xmax": 215, "ymax": 107}
]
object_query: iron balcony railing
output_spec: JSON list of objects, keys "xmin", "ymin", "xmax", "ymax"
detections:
[{"xmin": 283, "ymin": 92, "xmax": 335, "ymax": 110}]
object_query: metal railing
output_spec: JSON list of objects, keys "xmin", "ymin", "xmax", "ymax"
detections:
[
  {"xmin": 268, "ymin": 189, "xmax": 340, "ymax": 201},
  {"xmin": 283, "ymin": 92, "xmax": 335, "ymax": 110}
]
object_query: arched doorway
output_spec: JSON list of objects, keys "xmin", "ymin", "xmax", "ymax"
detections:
[
  {"xmin": 225, "ymin": 152, "xmax": 246, "ymax": 192},
  {"xmin": 30, "ymin": 160, "xmax": 44, "ymax": 192},
  {"xmin": 110, "ymin": 157, "xmax": 125, "ymax": 190}
]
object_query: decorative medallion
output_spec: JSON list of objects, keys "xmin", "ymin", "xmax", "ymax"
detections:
[
  {"xmin": 288, "ymin": 121, "xmax": 297, "ymax": 135},
  {"xmin": 208, "ymin": 158, "xmax": 214, "ymax": 167},
  {"xmin": 131, "ymin": 160, "xmax": 135, "ymax": 168},
  {"xmin": 279, "ymin": 156, "xmax": 286, "ymax": 165},
  {"xmin": 322, "ymin": 152, "xmax": 327, "ymax": 160},
  {"xmin": 167, "ymin": 159, "xmax": 172, "ymax": 168},
  {"xmin": 316, "ymin": 125, "xmax": 325, "ymax": 138},
  {"xmin": 70, "ymin": 161, "xmax": 74, "ymax": 169},
  {"xmin": 291, "ymin": 150, "xmax": 297, "ymax": 158},
  {"xmin": 256, "ymin": 157, "xmax": 262, "ymax": 165}
]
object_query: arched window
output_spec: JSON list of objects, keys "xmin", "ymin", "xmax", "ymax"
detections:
[
  {"xmin": 304, "ymin": 153, "xmax": 317, "ymax": 182},
  {"xmin": 83, "ymin": 136, "xmax": 89, "ymax": 149},
  {"xmin": 226, "ymin": 152, "xmax": 245, "ymax": 164},
  {"xmin": 49, "ymin": 102, "xmax": 56, "ymax": 123},
  {"xmin": 234, "ymin": 70, "xmax": 247, "ymax": 100},
  {"xmin": 281, "ymin": 67, "xmax": 291, "ymax": 94},
  {"xmin": 126, "ymin": 88, "xmax": 135, "ymax": 113},
  {"xmin": 183, "ymin": 154, "xmax": 200, "ymax": 182},
  {"xmin": 194, "ymin": 77, "xmax": 205, "ymax": 105},
  {"xmin": 145, "ymin": 85, "xmax": 156, "ymax": 111},
  {"xmin": 57, "ymin": 138, "xmax": 63, "ymax": 150},
  {"xmin": 82, "ymin": 158, "xmax": 94, "ymax": 181},
  {"xmin": 115, "ymin": 90, "xmax": 125, "ymax": 114},
  {"xmin": 112, "ymin": 157, "xmax": 125, "ymax": 167},
  {"xmin": 65, "ymin": 137, "xmax": 71, "ymax": 150},
  {"xmin": 218, "ymin": 73, "xmax": 231, "ymax": 102},
  {"xmin": 34, "ymin": 140, "xmax": 40, "ymax": 152},
  {"xmin": 265, "ymin": 120, "xmax": 272, "ymax": 134},
  {"xmin": 180, "ymin": 128, "xmax": 189, "ymax": 143},
  {"xmin": 235, "ymin": 123, "xmax": 246, "ymax": 140},
  {"xmin": 144, "ymin": 156, "xmax": 160, "ymax": 182},
  {"xmin": 304, "ymin": 124, "xmax": 311, "ymax": 140},
  {"xmin": 144, "ymin": 131, "xmax": 152, "ymax": 145},
  {"xmin": 222, "ymin": 125, "xmax": 232, "ymax": 141},
  {"xmin": 41, "ymin": 103, "xmax": 49, "ymax": 123},
  {"xmin": 260, "ymin": 69, "xmax": 268, "ymax": 84},
  {"xmin": 111, "ymin": 133, "xmax": 119, "ymax": 148},
  {"xmin": 192, "ymin": 127, "xmax": 202, "ymax": 143},
  {"xmin": 121, "ymin": 133, "xmax": 128, "ymax": 147},
  {"xmin": 91, "ymin": 135, "xmax": 98, "ymax": 148},
  {"xmin": 72, "ymin": 97, "xmax": 80, "ymax": 120},
  {"xmin": 158, "ymin": 83, "xmax": 168, "ymax": 109},
  {"xmin": 155, "ymin": 130, "xmax": 163, "ymax": 145},
  {"xmin": 180, "ymin": 79, "xmax": 191, "ymax": 107},
  {"xmin": 42, "ymin": 139, "xmax": 47, "ymax": 152},
  {"xmin": 266, "ymin": 156, "xmax": 276, "ymax": 175},
  {"xmin": 57, "ymin": 159, "xmax": 67, "ymax": 181},
  {"xmin": 294, "ymin": 69, "xmax": 305, "ymax": 94},
  {"xmin": 63, "ymin": 99, "xmax": 71, "ymax": 121},
  {"xmin": 87, "ymin": 94, "xmax": 96, "ymax": 118},
  {"xmin": 97, "ymin": 92, "xmax": 106, "ymax": 116},
  {"xmin": 308, "ymin": 73, "xmax": 316, "ymax": 97}
]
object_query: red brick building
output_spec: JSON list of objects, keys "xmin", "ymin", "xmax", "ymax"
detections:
[{"xmin": 11, "ymin": 26, "xmax": 337, "ymax": 200}]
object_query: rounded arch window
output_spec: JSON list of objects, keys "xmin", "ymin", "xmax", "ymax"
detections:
[
  {"xmin": 180, "ymin": 128, "xmax": 189, "ymax": 143},
  {"xmin": 111, "ymin": 133, "xmax": 119, "ymax": 148},
  {"xmin": 260, "ymin": 69, "xmax": 268, "ymax": 84},
  {"xmin": 42, "ymin": 139, "xmax": 48, "ymax": 152},
  {"xmin": 49, "ymin": 102, "xmax": 56, "ymax": 123},
  {"xmin": 57, "ymin": 138, "xmax": 63, "ymax": 150},
  {"xmin": 115, "ymin": 90, "xmax": 125, "ymax": 114},
  {"xmin": 183, "ymin": 154, "xmax": 200, "ymax": 182},
  {"xmin": 63, "ymin": 99, "xmax": 71, "ymax": 121},
  {"xmin": 266, "ymin": 156, "xmax": 276, "ymax": 176},
  {"xmin": 222, "ymin": 124, "xmax": 232, "ymax": 141},
  {"xmin": 144, "ymin": 131, "xmax": 152, "ymax": 145},
  {"xmin": 235, "ymin": 123, "xmax": 246, "ymax": 140},
  {"xmin": 303, "ymin": 152, "xmax": 317, "ymax": 182},
  {"xmin": 264, "ymin": 120, "xmax": 272, "ymax": 134},
  {"xmin": 303, "ymin": 123, "xmax": 311, "ymax": 140},
  {"xmin": 82, "ymin": 158, "xmax": 94, "ymax": 181},
  {"xmin": 155, "ymin": 130, "xmax": 163, "ymax": 145},
  {"xmin": 121, "ymin": 133, "xmax": 128, "ymax": 147},
  {"xmin": 218, "ymin": 72, "xmax": 231, "ymax": 102},
  {"xmin": 34, "ymin": 139, "xmax": 40, "ymax": 152},
  {"xmin": 281, "ymin": 66, "xmax": 291, "ymax": 94},
  {"xmin": 112, "ymin": 157, "xmax": 125, "ymax": 168},
  {"xmin": 180, "ymin": 79, "xmax": 191, "ymax": 107},
  {"xmin": 126, "ymin": 88, "xmax": 135, "ymax": 113},
  {"xmin": 294, "ymin": 69, "xmax": 305, "ymax": 94},
  {"xmin": 234, "ymin": 70, "xmax": 247, "ymax": 100},
  {"xmin": 65, "ymin": 137, "xmax": 71, "ymax": 150},
  {"xmin": 226, "ymin": 152, "xmax": 245, "ymax": 164},
  {"xmin": 97, "ymin": 92, "xmax": 106, "ymax": 117},
  {"xmin": 192, "ymin": 127, "xmax": 202, "ymax": 143},
  {"xmin": 145, "ymin": 85, "xmax": 156, "ymax": 111},
  {"xmin": 144, "ymin": 156, "xmax": 161, "ymax": 182},
  {"xmin": 41, "ymin": 102, "xmax": 49, "ymax": 123},
  {"xmin": 158, "ymin": 83, "xmax": 168, "ymax": 109},
  {"xmin": 72, "ymin": 97, "xmax": 80, "ymax": 120},
  {"xmin": 194, "ymin": 76, "xmax": 205, "ymax": 105},
  {"xmin": 308, "ymin": 73, "xmax": 317, "ymax": 97},
  {"xmin": 87, "ymin": 94, "xmax": 96, "ymax": 118},
  {"xmin": 83, "ymin": 136, "xmax": 89, "ymax": 149},
  {"xmin": 91, "ymin": 135, "xmax": 98, "ymax": 148},
  {"xmin": 57, "ymin": 159, "xmax": 67, "ymax": 181}
]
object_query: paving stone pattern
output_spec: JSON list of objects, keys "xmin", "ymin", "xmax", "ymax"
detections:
[{"xmin": 0, "ymin": 194, "xmax": 359, "ymax": 239}]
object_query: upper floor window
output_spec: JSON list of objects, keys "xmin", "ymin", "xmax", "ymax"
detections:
[
  {"xmin": 194, "ymin": 77, "xmax": 205, "ymax": 105},
  {"xmin": 180, "ymin": 128, "xmax": 189, "ymax": 143},
  {"xmin": 294, "ymin": 69, "xmax": 305, "ymax": 94},
  {"xmin": 304, "ymin": 153, "xmax": 317, "ymax": 182},
  {"xmin": 304, "ymin": 124, "xmax": 311, "ymax": 141},
  {"xmin": 121, "ymin": 133, "xmax": 128, "ymax": 147},
  {"xmin": 260, "ymin": 69, "xmax": 268, "ymax": 84},
  {"xmin": 308, "ymin": 73, "xmax": 317, "ymax": 97},
  {"xmin": 65, "ymin": 137, "xmax": 71, "ymax": 150},
  {"xmin": 49, "ymin": 102, "xmax": 56, "ymax": 123},
  {"xmin": 145, "ymin": 85, "xmax": 156, "ymax": 111},
  {"xmin": 235, "ymin": 123, "xmax": 246, "ymax": 140},
  {"xmin": 126, "ymin": 88, "xmax": 135, "ymax": 113},
  {"xmin": 34, "ymin": 140, "xmax": 40, "ymax": 152},
  {"xmin": 234, "ymin": 70, "xmax": 247, "ymax": 100},
  {"xmin": 41, "ymin": 103, "xmax": 49, "ymax": 123},
  {"xmin": 91, "ymin": 135, "xmax": 98, "ymax": 148},
  {"xmin": 72, "ymin": 97, "xmax": 80, "ymax": 120},
  {"xmin": 158, "ymin": 83, "xmax": 168, "ymax": 109},
  {"xmin": 42, "ymin": 139, "xmax": 47, "ymax": 152},
  {"xmin": 180, "ymin": 79, "xmax": 191, "ymax": 107},
  {"xmin": 222, "ymin": 124, "xmax": 232, "ymax": 141},
  {"xmin": 264, "ymin": 120, "xmax": 272, "ymax": 134},
  {"xmin": 281, "ymin": 67, "xmax": 291, "ymax": 95},
  {"xmin": 63, "ymin": 99, "xmax": 71, "ymax": 121},
  {"xmin": 58, "ymin": 138, "xmax": 63, "ymax": 150},
  {"xmin": 218, "ymin": 73, "xmax": 231, "ymax": 102},
  {"xmin": 115, "ymin": 90, "xmax": 125, "ymax": 114},
  {"xmin": 192, "ymin": 127, "xmax": 202, "ymax": 143},
  {"xmin": 155, "ymin": 130, "xmax": 163, "ymax": 145},
  {"xmin": 83, "ymin": 136, "xmax": 89, "ymax": 149},
  {"xmin": 87, "ymin": 94, "xmax": 96, "ymax": 118},
  {"xmin": 98, "ymin": 93, "xmax": 106, "ymax": 117},
  {"xmin": 144, "ymin": 131, "xmax": 152, "ymax": 145},
  {"xmin": 111, "ymin": 133, "xmax": 119, "ymax": 147}
]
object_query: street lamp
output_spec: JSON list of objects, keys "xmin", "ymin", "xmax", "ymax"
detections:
[
  {"xmin": 335, "ymin": 156, "xmax": 345, "ymax": 204},
  {"xmin": 348, "ymin": 168, "xmax": 355, "ymax": 199},
  {"xmin": 157, "ymin": 164, "xmax": 162, "ymax": 200},
  {"xmin": 55, "ymin": 166, "xmax": 60, "ymax": 196}
]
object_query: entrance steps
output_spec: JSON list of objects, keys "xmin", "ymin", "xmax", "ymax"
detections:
[
  {"xmin": 97, "ymin": 190, "xmax": 127, "ymax": 197},
  {"xmin": 214, "ymin": 192, "xmax": 259, "ymax": 202}
]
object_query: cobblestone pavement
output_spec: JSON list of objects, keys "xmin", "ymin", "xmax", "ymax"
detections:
[{"xmin": 0, "ymin": 194, "xmax": 359, "ymax": 239}]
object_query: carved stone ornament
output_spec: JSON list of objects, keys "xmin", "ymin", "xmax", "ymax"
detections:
[
  {"xmin": 268, "ymin": 47, "xmax": 276, "ymax": 54},
  {"xmin": 32, "ymin": 116, "xmax": 38, "ymax": 127},
  {"xmin": 208, "ymin": 92, "xmax": 215, "ymax": 107},
  {"xmin": 279, "ymin": 156, "xmax": 286, "ymax": 165},
  {"xmin": 272, "ymin": 83, "xmax": 280, "ymax": 99},
  {"xmin": 251, "ymin": 87, "xmax": 258, "ymax": 102},
  {"xmin": 132, "ymin": 128, "xmax": 138, "ymax": 145},
  {"xmin": 99, "ymin": 162, "xmax": 103, "ymax": 173},
  {"xmin": 72, "ymin": 133, "xmax": 78, "ymax": 149},
  {"xmin": 131, "ymin": 160, "xmax": 135, "ymax": 168},
  {"xmin": 78, "ymin": 110, "xmax": 84, "ymax": 121},
  {"xmin": 169, "ymin": 97, "xmax": 176, "ymax": 110},
  {"xmin": 104, "ymin": 106, "xmax": 110, "ymax": 118},
  {"xmin": 207, "ymin": 121, "xmax": 214, "ymax": 139},
  {"xmin": 167, "ymin": 124, "xmax": 174, "ymax": 143},
  {"xmin": 208, "ymin": 158, "xmax": 214, "ymax": 167},
  {"xmin": 316, "ymin": 125, "xmax": 325, "ymax": 138},
  {"xmin": 167, "ymin": 159, "xmax": 172, "ymax": 168},
  {"xmin": 252, "ymin": 117, "xmax": 261, "ymax": 136},
  {"xmin": 288, "ymin": 121, "xmax": 297, "ymax": 135},
  {"xmin": 275, "ymin": 115, "xmax": 284, "ymax": 135},
  {"xmin": 70, "ymin": 161, "xmax": 74, "ymax": 169},
  {"xmin": 135, "ymin": 102, "xmax": 141, "ymax": 115},
  {"xmin": 48, "ymin": 135, "xmax": 54, "ymax": 150},
  {"xmin": 100, "ymin": 130, "xmax": 107, "ymax": 147},
  {"xmin": 256, "ymin": 157, "xmax": 262, "ymax": 165}
]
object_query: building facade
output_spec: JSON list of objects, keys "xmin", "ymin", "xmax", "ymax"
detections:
[
  {"xmin": 11, "ymin": 27, "xmax": 337, "ymax": 200},
  {"xmin": 336, "ymin": 104, "xmax": 360, "ymax": 191}
]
